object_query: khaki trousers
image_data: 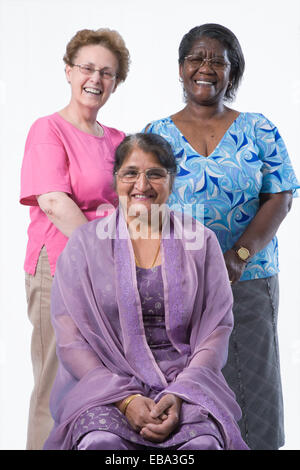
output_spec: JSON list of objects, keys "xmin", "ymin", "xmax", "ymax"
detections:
[{"xmin": 25, "ymin": 246, "xmax": 58, "ymax": 450}]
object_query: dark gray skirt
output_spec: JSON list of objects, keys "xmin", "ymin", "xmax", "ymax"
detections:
[{"xmin": 222, "ymin": 275, "xmax": 284, "ymax": 450}]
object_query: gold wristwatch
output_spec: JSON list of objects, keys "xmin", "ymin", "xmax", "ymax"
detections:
[{"xmin": 234, "ymin": 246, "xmax": 251, "ymax": 263}]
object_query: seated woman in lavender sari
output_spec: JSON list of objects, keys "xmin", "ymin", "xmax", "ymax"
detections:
[{"xmin": 44, "ymin": 133, "xmax": 248, "ymax": 450}]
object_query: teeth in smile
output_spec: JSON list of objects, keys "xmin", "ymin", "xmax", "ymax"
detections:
[
  {"xmin": 133, "ymin": 195, "xmax": 150, "ymax": 199},
  {"xmin": 195, "ymin": 81, "xmax": 213, "ymax": 85},
  {"xmin": 84, "ymin": 87, "xmax": 101, "ymax": 95}
]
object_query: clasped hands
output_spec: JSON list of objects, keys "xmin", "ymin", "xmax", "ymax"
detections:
[{"xmin": 117, "ymin": 393, "xmax": 182, "ymax": 443}]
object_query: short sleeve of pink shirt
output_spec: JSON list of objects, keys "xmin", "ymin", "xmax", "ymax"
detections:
[{"xmin": 20, "ymin": 113, "xmax": 125, "ymax": 275}]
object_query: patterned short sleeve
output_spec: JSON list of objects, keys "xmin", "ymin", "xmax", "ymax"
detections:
[{"xmin": 255, "ymin": 114, "xmax": 300, "ymax": 194}]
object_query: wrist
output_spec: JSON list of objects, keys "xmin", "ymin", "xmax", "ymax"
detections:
[
  {"xmin": 173, "ymin": 394, "xmax": 182, "ymax": 405},
  {"xmin": 166, "ymin": 393, "xmax": 183, "ymax": 408},
  {"xmin": 232, "ymin": 245, "xmax": 251, "ymax": 263},
  {"xmin": 117, "ymin": 394, "xmax": 142, "ymax": 415}
]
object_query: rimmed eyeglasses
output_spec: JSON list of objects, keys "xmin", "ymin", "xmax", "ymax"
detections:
[
  {"xmin": 115, "ymin": 168, "xmax": 173, "ymax": 184},
  {"xmin": 184, "ymin": 55, "xmax": 230, "ymax": 70},
  {"xmin": 71, "ymin": 63, "xmax": 117, "ymax": 81}
]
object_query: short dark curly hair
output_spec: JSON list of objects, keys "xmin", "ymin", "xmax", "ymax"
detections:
[
  {"xmin": 63, "ymin": 28, "xmax": 130, "ymax": 83},
  {"xmin": 178, "ymin": 23, "xmax": 245, "ymax": 101}
]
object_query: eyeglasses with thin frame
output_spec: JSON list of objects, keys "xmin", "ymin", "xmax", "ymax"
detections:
[
  {"xmin": 115, "ymin": 167, "xmax": 173, "ymax": 184},
  {"xmin": 71, "ymin": 63, "xmax": 117, "ymax": 80},
  {"xmin": 184, "ymin": 55, "xmax": 230, "ymax": 70}
]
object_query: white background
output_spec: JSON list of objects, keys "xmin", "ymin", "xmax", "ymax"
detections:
[{"xmin": 0, "ymin": 0, "xmax": 299, "ymax": 450}]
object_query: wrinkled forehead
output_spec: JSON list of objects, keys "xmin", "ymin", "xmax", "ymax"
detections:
[
  {"xmin": 121, "ymin": 147, "xmax": 163, "ymax": 169},
  {"xmin": 188, "ymin": 36, "xmax": 229, "ymax": 57},
  {"xmin": 74, "ymin": 44, "xmax": 119, "ymax": 69}
]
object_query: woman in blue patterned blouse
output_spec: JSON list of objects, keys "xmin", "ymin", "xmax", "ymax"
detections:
[{"xmin": 144, "ymin": 23, "xmax": 300, "ymax": 450}]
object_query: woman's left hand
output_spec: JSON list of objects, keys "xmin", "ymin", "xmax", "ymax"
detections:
[
  {"xmin": 223, "ymin": 191, "xmax": 293, "ymax": 285},
  {"xmin": 223, "ymin": 249, "xmax": 246, "ymax": 284},
  {"xmin": 139, "ymin": 393, "xmax": 182, "ymax": 443}
]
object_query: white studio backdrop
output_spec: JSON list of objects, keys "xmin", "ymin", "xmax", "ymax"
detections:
[{"xmin": 0, "ymin": 0, "xmax": 299, "ymax": 450}]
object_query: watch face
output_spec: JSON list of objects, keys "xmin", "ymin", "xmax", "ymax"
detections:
[{"xmin": 238, "ymin": 247, "xmax": 250, "ymax": 260}]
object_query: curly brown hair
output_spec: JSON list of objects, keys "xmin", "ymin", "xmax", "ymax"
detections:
[{"xmin": 63, "ymin": 28, "xmax": 130, "ymax": 82}]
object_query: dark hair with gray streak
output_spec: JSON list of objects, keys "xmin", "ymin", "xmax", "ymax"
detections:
[
  {"xmin": 179, "ymin": 23, "xmax": 245, "ymax": 101},
  {"xmin": 114, "ymin": 133, "xmax": 177, "ymax": 188}
]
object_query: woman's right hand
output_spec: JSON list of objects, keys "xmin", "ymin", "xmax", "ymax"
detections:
[{"xmin": 120, "ymin": 396, "xmax": 166, "ymax": 433}]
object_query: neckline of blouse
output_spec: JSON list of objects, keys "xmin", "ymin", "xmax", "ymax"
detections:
[
  {"xmin": 54, "ymin": 112, "xmax": 106, "ymax": 140},
  {"xmin": 168, "ymin": 112, "xmax": 244, "ymax": 158}
]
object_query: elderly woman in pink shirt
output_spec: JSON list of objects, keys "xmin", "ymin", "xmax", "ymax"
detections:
[{"xmin": 20, "ymin": 28, "xmax": 129, "ymax": 450}]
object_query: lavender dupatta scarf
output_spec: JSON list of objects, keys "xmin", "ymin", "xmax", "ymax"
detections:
[{"xmin": 44, "ymin": 208, "xmax": 248, "ymax": 450}]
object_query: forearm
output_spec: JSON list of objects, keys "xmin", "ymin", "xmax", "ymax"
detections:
[
  {"xmin": 234, "ymin": 191, "xmax": 292, "ymax": 256},
  {"xmin": 37, "ymin": 191, "xmax": 88, "ymax": 237}
]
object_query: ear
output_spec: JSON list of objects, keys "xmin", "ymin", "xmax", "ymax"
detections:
[
  {"xmin": 169, "ymin": 174, "xmax": 175, "ymax": 192},
  {"xmin": 112, "ymin": 78, "xmax": 120, "ymax": 93},
  {"xmin": 65, "ymin": 64, "xmax": 72, "ymax": 84},
  {"xmin": 179, "ymin": 63, "xmax": 184, "ymax": 81}
]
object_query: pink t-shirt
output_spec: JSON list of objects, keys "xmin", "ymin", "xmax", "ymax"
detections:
[{"xmin": 20, "ymin": 112, "xmax": 125, "ymax": 275}]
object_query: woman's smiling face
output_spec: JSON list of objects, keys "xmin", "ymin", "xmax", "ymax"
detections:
[
  {"xmin": 179, "ymin": 36, "xmax": 232, "ymax": 106},
  {"xmin": 116, "ymin": 146, "xmax": 172, "ymax": 225},
  {"xmin": 65, "ymin": 44, "xmax": 119, "ymax": 111}
]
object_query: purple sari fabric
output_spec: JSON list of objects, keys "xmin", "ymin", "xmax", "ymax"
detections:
[{"xmin": 44, "ymin": 208, "xmax": 248, "ymax": 450}]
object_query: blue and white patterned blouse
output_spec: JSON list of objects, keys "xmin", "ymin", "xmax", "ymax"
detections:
[{"xmin": 144, "ymin": 113, "xmax": 300, "ymax": 280}]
